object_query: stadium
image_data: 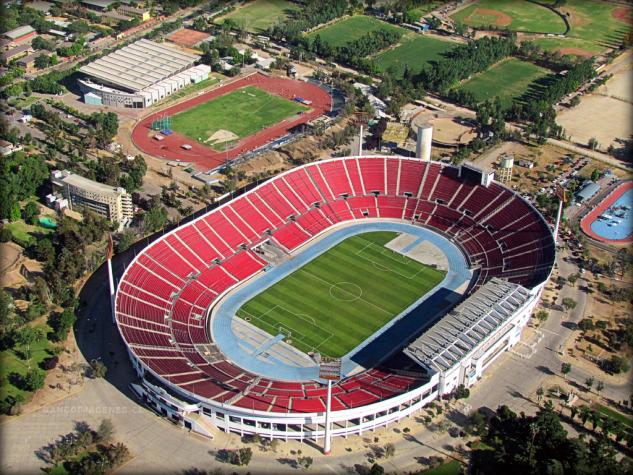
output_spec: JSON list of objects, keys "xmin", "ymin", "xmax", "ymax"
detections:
[
  {"xmin": 114, "ymin": 155, "xmax": 555, "ymax": 444},
  {"xmin": 132, "ymin": 72, "xmax": 332, "ymax": 170}
]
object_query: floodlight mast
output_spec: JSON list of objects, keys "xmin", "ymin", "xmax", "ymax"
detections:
[
  {"xmin": 324, "ymin": 379, "xmax": 333, "ymax": 455},
  {"xmin": 106, "ymin": 234, "xmax": 116, "ymax": 323},
  {"xmin": 319, "ymin": 358, "xmax": 342, "ymax": 455}
]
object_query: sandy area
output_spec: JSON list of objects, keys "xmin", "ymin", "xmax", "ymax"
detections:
[{"xmin": 557, "ymin": 67, "xmax": 633, "ymax": 151}]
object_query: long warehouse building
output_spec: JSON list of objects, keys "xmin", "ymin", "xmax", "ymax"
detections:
[{"xmin": 78, "ymin": 39, "xmax": 211, "ymax": 108}]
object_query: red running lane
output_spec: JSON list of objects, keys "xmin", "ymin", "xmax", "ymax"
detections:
[
  {"xmin": 132, "ymin": 72, "xmax": 331, "ymax": 170},
  {"xmin": 580, "ymin": 181, "xmax": 633, "ymax": 244}
]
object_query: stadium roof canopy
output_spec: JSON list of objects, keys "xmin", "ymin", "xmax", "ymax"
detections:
[
  {"xmin": 404, "ymin": 278, "xmax": 531, "ymax": 373},
  {"xmin": 79, "ymin": 39, "xmax": 199, "ymax": 92}
]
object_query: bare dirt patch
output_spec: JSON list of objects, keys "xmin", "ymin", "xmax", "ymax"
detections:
[
  {"xmin": 613, "ymin": 6, "xmax": 633, "ymax": 26},
  {"xmin": 557, "ymin": 67, "xmax": 633, "ymax": 151},
  {"xmin": 205, "ymin": 129, "xmax": 239, "ymax": 146},
  {"xmin": 474, "ymin": 8, "xmax": 512, "ymax": 27},
  {"xmin": 559, "ymin": 47, "xmax": 594, "ymax": 57}
]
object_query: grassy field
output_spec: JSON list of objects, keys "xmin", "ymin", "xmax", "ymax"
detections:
[
  {"xmin": 374, "ymin": 33, "xmax": 457, "ymax": 77},
  {"xmin": 451, "ymin": 0, "xmax": 567, "ymax": 34},
  {"xmin": 5, "ymin": 220, "xmax": 53, "ymax": 247},
  {"xmin": 215, "ymin": 0, "xmax": 299, "ymax": 33},
  {"xmin": 171, "ymin": 86, "xmax": 307, "ymax": 150},
  {"xmin": 459, "ymin": 58, "xmax": 550, "ymax": 105},
  {"xmin": 237, "ymin": 232, "xmax": 445, "ymax": 358},
  {"xmin": 419, "ymin": 460, "xmax": 463, "ymax": 475},
  {"xmin": 407, "ymin": 1, "xmax": 445, "ymax": 19},
  {"xmin": 307, "ymin": 15, "xmax": 405, "ymax": 48},
  {"xmin": 534, "ymin": 0, "xmax": 632, "ymax": 55},
  {"xmin": 0, "ymin": 324, "xmax": 54, "ymax": 401},
  {"xmin": 595, "ymin": 404, "xmax": 633, "ymax": 429}
]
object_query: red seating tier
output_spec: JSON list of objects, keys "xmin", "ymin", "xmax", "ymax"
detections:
[{"xmin": 116, "ymin": 157, "xmax": 554, "ymax": 414}]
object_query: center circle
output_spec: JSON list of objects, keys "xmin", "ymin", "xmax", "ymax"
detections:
[{"xmin": 329, "ymin": 282, "xmax": 362, "ymax": 302}]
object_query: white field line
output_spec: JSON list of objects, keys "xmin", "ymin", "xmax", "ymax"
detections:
[{"xmin": 355, "ymin": 241, "xmax": 427, "ymax": 280}]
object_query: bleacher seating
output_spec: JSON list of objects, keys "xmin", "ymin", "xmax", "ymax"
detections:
[{"xmin": 115, "ymin": 156, "xmax": 554, "ymax": 415}]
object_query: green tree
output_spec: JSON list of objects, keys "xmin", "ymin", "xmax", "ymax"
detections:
[
  {"xmin": 96, "ymin": 418, "xmax": 114, "ymax": 443},
  {"xmin": 561, "ymin": 362, "xmax": 572, "ymax": 379},
  {"xmin": 143, "ymin": 206, "xmax": 168, "ymax": 232},
  {"xmin": 535, "ymin": 309, "xmax": 549, "ymax": 324},
  {"xmin": 23, "ymin": 368, "xmax": 46, "ymax": 391},
  {"xmin": 562, "ymin": 298, "xmax": 577, "ymax": 312},
  {"xmin": 23, "ymin": 201, "xmax": 39, "ymax": 225},
  {"xmin": 34, "ymin": 54, "xmax": 51, "ymax": 69},
  {"xmin": 585, "ymin": 377, "xmax": 594, "ymax": 391}
]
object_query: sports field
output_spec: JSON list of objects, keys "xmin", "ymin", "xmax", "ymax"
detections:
[
  {"xmin": 451, "ymin": 0, "xmax": 567, "ymax": 34},
  {"xmin": 459, "ymin": 58, "xmax": 550, "ymax": 105},
  {"xmin": 215, "ymin": 0, "xmax": 299, "ymax": 33},
  {"xmin": 307, "ymin": 15, "xmax": 405, "ymax": 49},
  {"xmin": 534, "ymin": 0, "xmax": 632, "ymax": 55},
  {"xmin": 170, "ymin": 86, "xmax": 307, "ymax": 150},
  {"xmin": 237, "ymin": 232, "xmax": 446, "ymax": 358},
  {"xmin": 374, "ymin": 34, "xmax": 457, "ymax": 77}
]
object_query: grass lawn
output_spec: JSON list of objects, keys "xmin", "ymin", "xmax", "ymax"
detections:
[
  {"xmin": 215, "ymin": 0, "xmax": 299, "ymax": 33},
  {"xmin": 408, "ymin": 1, "xmax": 445, "ymax": 19},
  {"xmin": 534, "ymin": 0, "xmax": 632, "ymax": 55},
  {"xmin": 459, "ymin": 58, "xmax": 550, "ymax": 105},
  {"xmin": 307, "ymin": 15, "xmax": 405, "ymax": 49},
  {"xmin": 0, "ymin": 324, "xmax": 54, "ymax": 401},
  {"xmin": 5, "ymin": 220, "xmax": 53, "ymax": 247},
  {"xmin": 451, "ymin": 0, "xmax": 567, "ymax": 34},
  {"xmin": 419, "ymin": 460, "xmax": 464, "ymax": 475},
  {"xmin": 374, "ymin": 33, "xmax": 457, "ymax": 77},
  {"xmin": 595, "ymin": 403, "xmax": 633, "ymax": 429},
  {"xmin": 171, "ymin": 86, "xmax": 307, "ymax": 150},
  {"xmin": 237, "ymin": 232, "xmax": 445, "ymax": 358}
]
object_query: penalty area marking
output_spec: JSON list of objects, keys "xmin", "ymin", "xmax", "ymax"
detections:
[{"xmin": 355, "ymin": 241, "xmax": 428, "ymax": 280}]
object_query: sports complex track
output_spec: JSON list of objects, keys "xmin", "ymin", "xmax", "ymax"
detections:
[
  {"xmin": 132, "ymin": 72, "xmax": 332, "ymax": 170},
  {"xmin": 580, "ymin": 181, "xmax": 633, "ymax": 244}
]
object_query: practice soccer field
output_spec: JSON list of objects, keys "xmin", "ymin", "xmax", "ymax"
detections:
[
  {"xmin": 215, "ymin": 0, "xmax": 299, "ymax": 33},
  {"xmin": 237, "ymin": 232, "xmax": 446, "ymax": 358},
  {"xmin": 533, "ymin": 0, "xmax": 632, "ymax": 55},
  {"xmin": 307, "ymin": 15, "xmax": 405, "ymax": 49},
  {"xmin": 374, "ymin": 34, "xmax": 457, "ymax": 77},
  {"xmin": 459, "ymin": 58, "xmax": 550, "ymax": 105},
  {"xmin": 451, "ymin": 0, "xmax": 567, "ymax": 34},
  {"xmin": 170, "ymin": 86, "xmax": 307, "ymax": 150}
]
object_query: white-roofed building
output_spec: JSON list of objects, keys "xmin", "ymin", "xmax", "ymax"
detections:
[
  {"xmin": 404, "ymin": 278, "xmax": 538, "ymax": 395},
  {"xmin": 77, "ymin": 39, "xmax": 210, "ymax": 108}
]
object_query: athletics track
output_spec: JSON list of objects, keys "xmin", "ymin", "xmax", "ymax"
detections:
[
  {"xmin": 580, "ymin": 181, "xmax": 633, "ymax": 244},
  {"xmin": 132, "ymin": 72, "xmax": 332, "ymax": 170}
]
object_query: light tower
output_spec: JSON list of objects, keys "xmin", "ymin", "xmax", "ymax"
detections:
[
  {"xmin": 319, "ymin": 358, "xmax": 342, "ymax": 455},
  {"xmin": 106, "ymin": 234, "xmax": 116, "ymax": 323},
  {"xmin": 554, "ymin": 186, "xmax": 568, "ymax": 244}
]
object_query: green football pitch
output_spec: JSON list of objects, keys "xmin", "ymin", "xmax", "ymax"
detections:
[
  {"xmin": 374, "ymin": 33, "xmax": 458, "ymax": 77},
  {"xmin": 215, "ymin": 0, "xmax": 299, "ymax": 33},
  {"xmin": 237, "ymin": 232, "xmax": 446, "ymax": 358},
  {"xmin": 170, "ymin": 86, "xmax": 307, "ymax": 150},
  {"xmin": 458, "ymin": 58, "xmax": 550, "ymax": 105},
  {"xmin": 307, "ymin": 15, "xmax": 405, "ymax": 48}
]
